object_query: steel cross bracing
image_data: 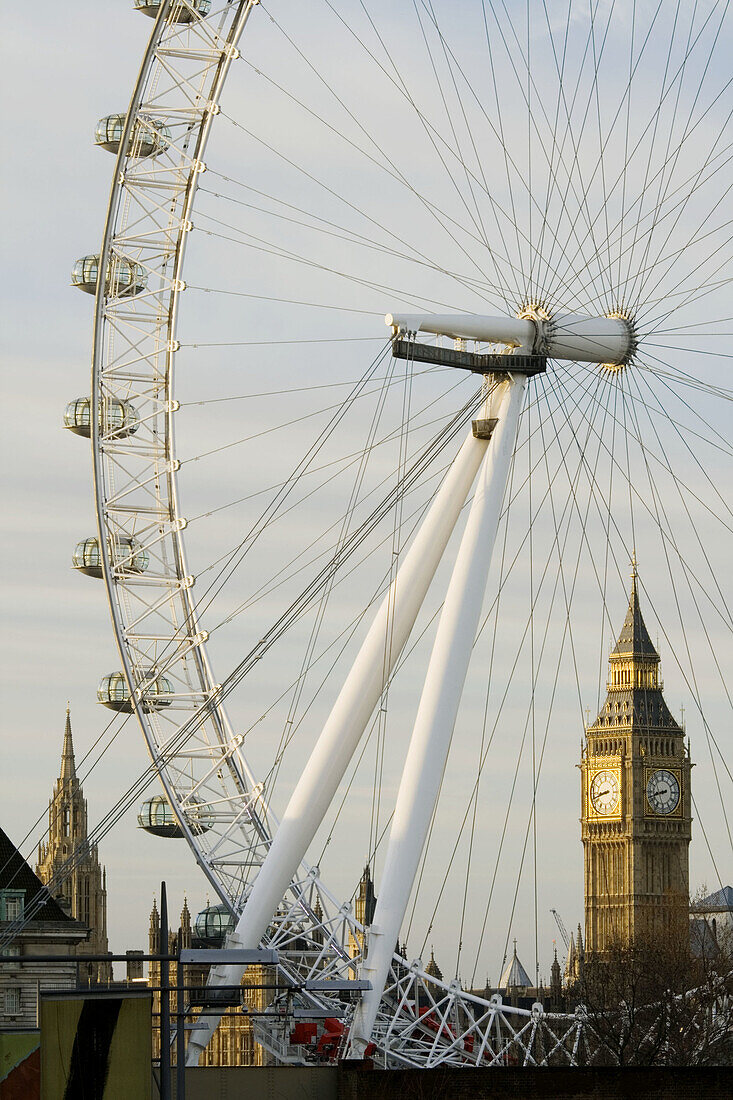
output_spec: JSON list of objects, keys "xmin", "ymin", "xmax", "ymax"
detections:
[{"xmin": 89, "ymin": 0, "xmax": 603, "ymax": 1068}]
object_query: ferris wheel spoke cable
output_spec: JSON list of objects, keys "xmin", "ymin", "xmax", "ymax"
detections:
[
  {"xmin": 261, "ymin": 0, "xmax": 491, "ymax": 235},
  {"xmin": 464, "ymin": 364, "xmax": 613, "ymax": 980},
  {"xmin": 408, "ymin": 366, "xmax": 609, "ymax": 968},
  {"xmin": 411, "ymin": 0, "xmax": 497, "ymax": 266},
  {"xmin": 216, "ymin": 103, "xmax": 512, "ymax": 307},
  {"xmin": 594, "ymin": 372, "xmax": 621, "ymax": 714},
  {"xmin": 185, "ymin": 373, "xmax": 465, "ymax": 529},
  {"xmin": 197, "ymin": 179, "xmax": 495, "ymax": 287},
  {"xmin": 601, "ymin": 0, "xmax": 728, "ymax": 309},
  {"xmin": 637, "ymin": 217, "xmax": 733, "ymax": 330},
  {"xmin": 367, "ymin": 359, "xmax": 415, "ymax": 864},
  {"xmin": 349, "ymin": 0, "xmax": 602, "ymax": 306},
  {"xmin": 190, "ymin": 283, "xmax": 381, "ymax": 315},
  {"xmin": 632, "ymin": 367, "xmax": 733, "ymax": 617},
  {"xmin": 623, "ymin": 375, "xmax": 733, "ymax": 849},
  {"xmin": 194, "ymin": 220, "xmax": 484, "ymax": 316},
  {"xmin": 183, "ymin": 365, "xmax": 426, "ymax": 466},
  {"xmin": 551, "ymin": 0, "xmax": 685, "ymax": 305},
  {"xmin": 307, "ymin": 0, "xmax": 530, "ymax": 302},
  {"xmin": 200, "ymin": 376, "xmax": 478, "ymax": 632},
  {"xmin": 423, "ymin": 0, "xmax": 511, "ymax": 294},
  {"xmin": 273, "ymin": 352, "xmax": 404, "ymax": 779},
  {"xmin": 456, "ymin": 0, "xmax": 601, "ymax": 298},
  {"xmin": 566, "ymin": 362, "xmax": 733, "ymax": 547},
  {"xmin": 479, "ymin": 3, "xmax": 527, "ymax": 304},
  {"xmin": 160, "ymin": 343, "xmax": 394, "ymax": 635},
  {"xmin": 236, "ymin": 37, "xmax": 515, "ymax": 307},
  {"xmin": 513, "ymin": 0, "xmax": 619, "ymax": 306},
  {"xmin": 557, "ymin": 365, "xmax": 732, "ymax": 786},
  {"xmin": 205, "ymin": 155, "xmax": 508, "ymax": 309},
  {"xmin": 619, "ymin": 0, "xmax": 696, "ymax": 305},
  {"xmin": 635, "ymin": 356, "xmax": 733, "ymax": 414},
  {"xmin": 431, "ymin": 2, "xmax": 615, "ymax": 309},
  {"xmin": 569, "ymin": 360, "xmax": 733, "ymax": 632},
  {"xmin": 181, "ymin": 336, "xmax": 385, "ymax": 349},
  {"xmin": 627, "ymin": 6, "xmax": 732, "ymax": 308}
]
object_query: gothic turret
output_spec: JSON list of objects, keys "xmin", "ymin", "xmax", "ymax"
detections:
[
  {"xmin": 36, "ymin": 707, "xmax": 110, "ymax": 982},
  {"xmin": 149, "ymin": 897, "xmax": 160, "ymax": 954}
]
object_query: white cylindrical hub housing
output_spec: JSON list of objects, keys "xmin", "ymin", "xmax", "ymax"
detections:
[
  {"xmin": 386, "ymin": 311, "xmax": 634, "ymax": 365},
  {"xmin": 546, "ymin": 313, "xmax": 632, "ymax": 365},
  {"xmin": 386, "ymin": 313, "xmax": 536, "ymax": 351}
]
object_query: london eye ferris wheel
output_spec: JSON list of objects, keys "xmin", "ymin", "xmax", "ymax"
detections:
[{"xmin": 63, "ymin": 0, "xmax": 731, "ymax": 1067}]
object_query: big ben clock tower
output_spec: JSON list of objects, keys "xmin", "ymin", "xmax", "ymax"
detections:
[{"xmin": 580, "ymin": 565, "xmax": 692, "ymax": 953}]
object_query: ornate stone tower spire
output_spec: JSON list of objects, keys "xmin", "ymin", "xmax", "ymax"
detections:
[
  {"xmin": 149, "ymin": 897, "xmax": 160, "ymax": 954},
  {"xmin": 36, "ymin": 707, "xmax": 110, "ymax": 982},
  {"xmin": 60, "ymin": 704, "xmax": 76, "ymax": 782},
  {"xmin": 180, "ymin": 897, "xmax": 192, "ymax": 950},
  {"xmin": 580, "ymin": 569, "xmax": 691, "ymax": 953}
]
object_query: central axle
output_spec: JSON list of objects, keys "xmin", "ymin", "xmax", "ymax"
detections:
[{"xmin": 386, "ymin": 310, "xmax": 636, "ymax": 367}]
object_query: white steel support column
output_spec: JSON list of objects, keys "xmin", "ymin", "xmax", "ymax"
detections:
[
  {"xmin": 348, "ymin": 373, "xmax": 527, "ymax": 1057},
  {"xmin": 186, "ymin": 425, "xmax": 493, "ymax": 1064}
]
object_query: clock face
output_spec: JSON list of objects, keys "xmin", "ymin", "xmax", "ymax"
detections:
[
  {"xmin": 590, "ymin": 770, "xmax": 620, "ymax": 815},
  {"xmin": 646, "ymin": 769, "xmax": 680, "ymax": 815}
]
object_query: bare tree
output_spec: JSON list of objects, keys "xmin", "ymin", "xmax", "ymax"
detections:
[{"xmin": 573, "ymin": 919, "xmax": 733, "ymax": 1066}]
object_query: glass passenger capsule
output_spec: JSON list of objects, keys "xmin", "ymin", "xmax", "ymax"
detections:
[
  {"xmin": 71, "ymin": 254, "xmax": 148, "ymax": 298},
  {"xmin": 63, "ymin": 397, "xmax": 140, "ymax": 439},
  {"xmin": 137, "ymin": 794, "xmax": 213, "ymax": 838},
  {"xmin": 193, "ymin": 904, "xmax": 235, "ymax": 948},
  {"xmin": 134, "ymin": 0, "xmax": 211, "ymax": 22},
  {"xmin": 95, "ymin": 114, "xmax": 171, "ymax": 158},
  {"xmin": 97, "ymin": 669, "xmax": 174, "ymax": 712},
  {"xmin": 73, "ymin": 536, "xmax": 150, "ymax": 579}
]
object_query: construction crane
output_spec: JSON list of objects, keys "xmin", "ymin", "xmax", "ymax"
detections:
[{"xmin": 550, "ymin": 908, "xmax": 570, "ymax": 951}]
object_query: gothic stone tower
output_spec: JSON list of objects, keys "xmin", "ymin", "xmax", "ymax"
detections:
[
  {"xmin": 580, "ymin": 570, "xmax": 692, "ymax": 953},
  {"xmin": 37, "ymin": 708, "xmax": 110, "ymax": 982}
]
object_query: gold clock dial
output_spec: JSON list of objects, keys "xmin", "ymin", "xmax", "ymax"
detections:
[{"xmin": 590, "ymin": 769, "xmax": 620, "ymax": 815}]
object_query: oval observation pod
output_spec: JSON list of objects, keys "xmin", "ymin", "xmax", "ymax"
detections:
[
  {"xmin": 137, "ymin": 796, "xmax": 184, "ymax": 838},
  {"xmin": 95, "ymin": 114, "xmax": 171, "ymax": 157},
  {"xmin": 73, "ymin": 536, "xmax": 150, "ymax": 579},
  {"xmin": 64, "ymin": 397, "xmax": 140, "ymax": 439},
  {"xmin": 71, "ymin": 254, "xmax": 147, "ymax": 298},
  {"xmin": 134, "ymin": 0, "xmax": 211, "ymax": 22},
  {"xmin": 137, "ymin": 794, "xmax": 213, "ymax": 838},
  {"xmin": 97, "ymin": 669, "xmax": 174, "ymax": 712},
  {"xmin": 193, "ymin": 904, "xmax": 235, "ymax": 948}
]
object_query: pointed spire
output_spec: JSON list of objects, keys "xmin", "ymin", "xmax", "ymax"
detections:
[
  {"xmin": 611, "ymin": 563, "xmax": 658, "ymax": 660},
  {"xmin": 425, "ymin": 947, "xmax": 443, "ymax": 981},
  {"xmin": 60, "ymin": 705, "xmax": 77, "ymax": 782}
]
